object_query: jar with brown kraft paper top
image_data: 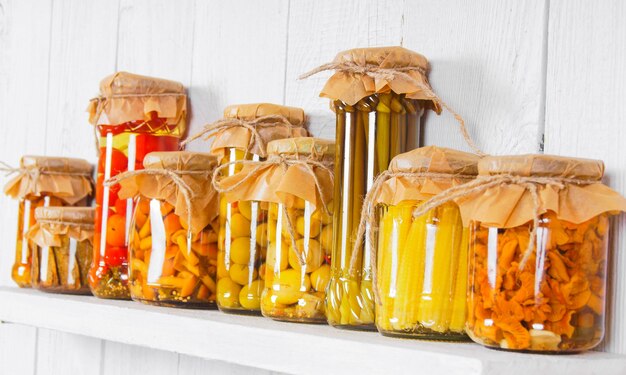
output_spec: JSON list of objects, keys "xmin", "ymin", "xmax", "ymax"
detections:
[
  {"xmin": 349, "ymin": 146, "xmax": 479, "ymax": 339},
  {"xmin": 411, "ymin": 154, "xmax": 626, "ymax": 352},
  {"xmin": 214, "ymin": 137, "xmax": 335, "ymax": 323},
  {"xmin": 2, "ymin": 156, "xmax": 94, "ymax": 288},
  {"xmin": 106, "ymin": 151, "xmax": 219, "ymax": 309},
  {"xmin": 183, "ymin": 103, "xmax": 308, "ymax": 315},
  {"xmin": 87, "ymin": 72, "xmax": 187, "ymax": 300},
  {"xmin": 28, "ymin": 207, "xmax": 94, "ymax": 295},
  {"xmin": 301, "ymin": 46, "xmax": 482, "ymax": 330}
]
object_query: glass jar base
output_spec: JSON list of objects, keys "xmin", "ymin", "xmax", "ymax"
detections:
[
  {"xmin": 267, "ymin": 316, "xmax": 327, "ymax": 324},
  {"xmin": 36, "ymin": 288, "xmax": 92, "ymax": 296},
  {"xmin": 329, "ymin": 323, "xmax": 377, "ymax": 332},
  {"xmin": 218, "ymin": 306, "xmax": 262, "ymax": 316},
  {"xmin": 134, "ymin": 298, "xmax": 217, "ymax": 310},
  {"xmin": 379, "ymin": 329, "xmax": 470, "ymax": 342}
]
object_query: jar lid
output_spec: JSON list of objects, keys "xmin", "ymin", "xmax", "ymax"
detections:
[
  {"xmin": 478, "ymin": 154, "xmax": 604, "ymax": 181},
  {"xmin": 267, "ymin": 137, "xmax": 335, "ymax": 157},
  {"xmin": 99, "ymin": 71, "xmax": 184, "ymax": 96},
  {"xmin": 223, "ymin": 103, "xmax": 305, "ymax": 126},
  {"xmin": 389, "ymin": 146, "xmax": 480, "ymax": 175},
  {"xmin": 334, "ymin": 46, "xmax": 429, "ymax": 71},
  {"xmin": 21, "ymin": 155, "xmax": 93, "ymax": 175},
  {"xmin": 34, "ymin": 207, "xmax": 95, "ymax": 225},
  {"xmin": 143, "ymin": 151, "xmax": 218, "ymax": 171}
]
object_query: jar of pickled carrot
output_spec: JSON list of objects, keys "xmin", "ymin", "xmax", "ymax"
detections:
[
  {"xmin": 461, "ymin": 155, "xmax": 626, "ymax": 352},
  {"xmin": 185, "ymin": 103, "xmax": 307, "ymax": 314},
  {"xmin": 87, "ymin": 72, "xmax": 186, "ymax": 299},
  {"xmin": 301, "ymin": 46, "xmax": 449, "ymax": 329},
  {"xmin": 362, "ymin": 147, "xmax": 479, "ymax": 339},
  {"xmin": 3, "ymin": 156, "xmax": 94, "ymax": 288},
  {"xmin": 108, "ymin": 151, "xmax": 219, "ymax": 308},
  {"xmin": 28, "ymin": 207, "xmax": 94, "ymax": 295}
]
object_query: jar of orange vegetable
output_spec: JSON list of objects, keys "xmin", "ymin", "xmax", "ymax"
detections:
[
  {"xmin": 107, "ymin": 151, "xmax": 219, "ymax": 308},
  {"xmin": 87, "ymin": 72, "xmax": 186, "ymax": 299},
  {"xmin": 453, "ymin": 154, "xmax": 626, "ymax": 352},
  {"xmin": 184, "ymin": 103, "xmax": 307, "ymax": 314},
  {"xmin": 2, "ymin": 156, "xmax": 93, "ymax": 288},
  {"xmin": 28, "ymin": 207, "xmax": 94, "ymax": 295},
  {"xmin": 352, "ymin": 146, "xmax": 479, "ymax": 339}
]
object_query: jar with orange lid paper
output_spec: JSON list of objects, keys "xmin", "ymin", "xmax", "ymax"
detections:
[
  {"xmin": 3, "ymin": 156, "xmax": 93, "ymax": 288},
  {"xmin": 463, "ymin": 154, "xmax": 626, "ymax": 352},
  {"xmin": 87, "ymin": 72, "xmax": 187, "ymax": 299},
  {"xmin": 111, "ymin": 152, "xmax": 219, "ymax": 308},
  {"xmin": 28, "ymin": 207, "xmax": 94, "ymax": 295},
  {"xmin": 185, "ymin": 103, "xmax": 307, "ymax": 314}
]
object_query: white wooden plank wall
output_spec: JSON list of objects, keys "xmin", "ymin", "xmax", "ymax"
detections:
[{"xmin": 0, "ymin": 0, "xmax": 624, "ymax": 373}]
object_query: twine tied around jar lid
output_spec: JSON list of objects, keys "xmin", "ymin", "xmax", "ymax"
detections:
[
  {"xmin": 212, "ymin": 139, "xmax": 335, "ymax": 267},
  {"xmin": 300, "ymin": 46, "xmax": 485, "ymax": 156}
]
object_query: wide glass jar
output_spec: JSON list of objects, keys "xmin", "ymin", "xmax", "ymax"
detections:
[
  {"xmin": 3, "ymin": 156, "xmax": 93, "ymax": 288},
  {"xmin": 187, "ymin": 102, "xmax": 306, "ymax": 315},
  {"xmin": 112, "ymin": 152, "xmax": 219, "ymax": 308},
  {"xmin": 87, "ymin": 72, "xmax": 186, "ymax": 299},
  {"xmin": 306, "ymin": 47, "xmax": 448, "ymax": 330},
  {"xmin": 368, "ymin": 147, "xmax": 479, "ymax": 339},
  {"xmin": 463, "ymin": 154, "xmax": 626, "ymax": 352},
  {"xmin": 28, "ymin": 207, "xmax": 94, "ymax": 295}
]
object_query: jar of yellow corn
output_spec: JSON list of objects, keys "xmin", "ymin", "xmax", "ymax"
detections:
[
  {"xmin": 457, "ymin": 154, "xmax": 626, "ymax": 352},
  {"xmin": 301, "ymin": 46, "xmax": 448, "ymax": 330},
  {"xmin": 185, "ymin": 103, "xmax": 307, "ymax": 314},
  {"xmin": 357, "ymin": 146, "xmax": 479, "ymax": 339},
  {"xmin": 110, "ymin": 151, "xmax": 219, "ymax": 308}
]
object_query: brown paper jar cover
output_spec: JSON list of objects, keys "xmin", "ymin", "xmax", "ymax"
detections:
[
  {"xmin": 317, "ymin": 46, "xmax": 442, "ymax": 111},
  {"xmin": 375, "ymin": 146, "xmax": 480, "ymax": 206},
  {"xmin": 457, "ymin": 154, "xmax": 626, "ymax": 228},
  {"xmin": 219, "ymin": 137, "xmax": 335, "ymax": 211},
  {"xmin": 87, "ymin": 72, "xmax": 187, "ymax": 135},
  {"xmin": 210, "ymin": 103, "xmax": 308, "ymax": 159},
  {"xmin": 3, "ymin": 156, "xmax": 94, "ymax": 205},
  {"xmin": 117, "ymin": 151, "xmax": 218, "ymax": 235},
  {"xmin": 28, "ymin": 207, "xmax": 95, "ymax": 248}
]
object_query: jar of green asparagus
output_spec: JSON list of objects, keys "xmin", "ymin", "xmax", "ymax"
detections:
[{"xmin": 301, "ymin": 46, "xmax": 445, "ymax": 330}]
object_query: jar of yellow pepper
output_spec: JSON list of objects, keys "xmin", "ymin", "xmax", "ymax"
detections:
[
  {"xmin": 301, "ymin": 46, "xmax": 450, "ymax": 330},
  {"xmin": 215, "ymin": 137, "xmax": 335, "ymax": 322},
  {"xmin": 353, "ymin": 146, "xmax": 479, "ymax": 339},
  {"xmin": 2, "ymin": 156, "xmax": 94, "ymax": 288},
  {"xmin": 421, "ymin": 154, "xmax": 626, "ymax": 352},
  {"xmin": 183, "ymin": 103, "xmax": 307, "ymax": 314},
  {"xmin": 108, "ymin": 151, "xmax": 219, "ymax": 308}
]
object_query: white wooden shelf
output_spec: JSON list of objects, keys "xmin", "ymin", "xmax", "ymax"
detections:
[{"xmin": 0, "ymin": 287, "xmax": 625, "ymax": 375}]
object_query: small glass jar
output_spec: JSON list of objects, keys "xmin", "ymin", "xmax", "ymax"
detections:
[
  {"xmin": 371, "ymin": 147, "xmax": 479, "ymax": 340},
  {"xmin": 463, "ymin": 154, "xmax": 626, "ymax": 352},
  {"xmin": 120, "ymin": 151, "xmax": 219, "ymax": 308},
  {"xmin": 3, "ymin": 156, "xmax": 94, "ymax": 288},
  {"xmin": 258, "ymin": 138, "xmax": 335, "ymax": 323},
  {"xmin": 88, "ymin": 72, "xmax": 186, "ymax": 299},
  {"xmin": 209, "ymin": 103, "xmax": 306, "ymax": 315},
  {"xmin": 29, "ymin": 207, "xmax": 94, "ymax": 295}
]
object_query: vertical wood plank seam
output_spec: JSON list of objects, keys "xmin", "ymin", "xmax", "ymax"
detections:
[
  {"xmin": 41, "ymin": 0, "xmax": 55, "ymax": 155},
  {"xmin": 32, "ymin": 327, "xmax": 38, "ymax": 375},
  {"xmin": 98, "ymin": 336, "xmax": 105, "ymax": 375},
  {"xmin": 538, "ymin": 0, "xmax": 551, "ymax": 153},
  {"xmin": 187, "ymin": 0, "xmax": 196, "ymax": 90},
  {"xmin": 113, "ymin": 0, "xmax": 122, "ymax": 72},
  {"xmin": 281, "ymin": 0, "xmax": 291, "ymax": 105}
]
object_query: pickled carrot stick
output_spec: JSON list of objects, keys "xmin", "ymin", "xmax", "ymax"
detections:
[{"xmin": 449, "ymin": 227, "xmax": 469, "ymax": 332}]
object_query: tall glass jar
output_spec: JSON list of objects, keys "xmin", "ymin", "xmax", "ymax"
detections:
[
  {"xmin": 112, "ymin": 152, "xmax": 219, "ymax": 308},
  {"xmin": 259, "ymin": 138, "xmax": 335, "ymax": 323},
  {"xmin": 3, "ymin": 156, "xmax": 93, "ymax": 288},
  {"xmin": 191, "ymin": 103, "xmax": 306, "ymax": 315},
  {"xmin": 87, "ymin": 72, "xmax": 186, "ymax": 299},
  {"xmin": 462, "ymin": 154, "xmax": 626, "ymax": 352},
  {"xmin": 28, "ymin": 207, "xmax": 94, "ymax": 295},
  {"xmin": 301, "ymin": 46, "xmax": 446, "ymax": 330},
  {"xmin": 368, "ymin": 146, "xmax": 479, "ymax": 340}
]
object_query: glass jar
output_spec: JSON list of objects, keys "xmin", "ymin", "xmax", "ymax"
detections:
[
  {"xmin": 29, "ymin": 207, "xmax": 94, "ymax": 295},
  {"xmin": 115, "ymin": 151, "xmax": 219, "ymax": 308},
  {"xmin": 88, "ymin": 72, "xmax": 186, "ymax": 299},
  {"xmin": 462, "ymin": 154, "xmax": 626, "ymax": 352},
  {"xmin": 207, "ymin": 103, "xmax": 306, "ymax": 315},
  {"xmin": 258, "ymin": 138, "xmax": 335, "ymax": 323},
  {"xmin": 369, "ymin": 146, "xmax": 479, "ymax": 339},
  {"xmin": 3, "ymin": 156, "xmax": 94, "ymax": 288}
]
